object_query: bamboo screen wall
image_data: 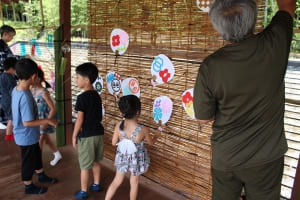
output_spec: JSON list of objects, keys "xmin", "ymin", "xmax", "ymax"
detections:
[{"xmin": 87, "ymin": 1, "xmax": 266, "ymax": 199}]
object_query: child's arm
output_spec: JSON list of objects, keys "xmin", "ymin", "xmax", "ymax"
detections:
[
  {"xmin": 42, "ymin": 89, "xmax": 56, "ymax": 119},
  {"xmin": 144, "ymin": 126, "xmax": 161, "ymax": 146},
  {"xmin": 112, "ymin": 123, "xmax": 120, "ymax": 146},
  {"xmin": 41, "ymin": 89, "xmax": 56, "ymax": 130},
  {"xmin": 23, "ymin": 118, "xmax": 57, "ymax": 127},
  {"xmin": 72, "ymin": 111, "xmax": 84, "ymax": 149}
]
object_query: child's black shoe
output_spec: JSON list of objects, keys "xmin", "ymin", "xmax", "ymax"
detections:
[
  {"xmin": 25, "ymin": 183, "xmax": 47, "ymax": 194},
  {"xmin": 37, "ymin": 172, "xmax": 58, "ymax": 184}
]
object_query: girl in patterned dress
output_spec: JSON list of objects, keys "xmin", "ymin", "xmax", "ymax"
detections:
[
  {"xmin": 105, "ymin": 95, "xmax": 161, "ymax": 200},
  {"xmin": 32, "ymin": 67, "xmax": 62, "ymax": 166}
]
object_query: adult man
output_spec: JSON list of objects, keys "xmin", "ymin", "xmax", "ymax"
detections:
[{"xmin": 193, "ymin": 0, "xmax": 295, "ymax": 199}]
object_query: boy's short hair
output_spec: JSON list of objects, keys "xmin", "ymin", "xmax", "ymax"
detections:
[
  {"xmin": 15, "ymin": 58, "xmax": 38, "ymax": 80},
  {"xmin": 0, "ymin": 25, "xmax": 16, "ymax": 37},
  {"xmin": 3, "ymin": 57, "xmax": 17, "ymax": 71},
  {"xmin": 75, "ymin": 62, "xmax": 98, "ymax": 84}
]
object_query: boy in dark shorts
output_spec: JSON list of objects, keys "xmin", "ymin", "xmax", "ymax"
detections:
[
  {"xmin": 72, "ymin": 62, "xmax": 104, "ymax": 199},
  {"xmin": 11, "ymin": 58, "xmax": 58, "ymax": 194}
]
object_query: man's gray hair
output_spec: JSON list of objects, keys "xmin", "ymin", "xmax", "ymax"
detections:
[{"xmin": 209, "ymin": 0, "xmax": 257, "ymax": 42}]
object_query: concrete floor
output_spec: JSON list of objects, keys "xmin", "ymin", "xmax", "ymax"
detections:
[{"xmin": 0, "ymin": 130, "xmax": 186, "ymax": 200}]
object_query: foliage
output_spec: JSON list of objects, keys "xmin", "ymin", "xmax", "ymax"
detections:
[{"xmin": 1, "ymin": 0, "xmax": 88, "ymax": 42}]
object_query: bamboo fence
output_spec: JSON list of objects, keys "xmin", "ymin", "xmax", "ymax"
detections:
[{"xmin": 87, "ymin": 0, "xmax": 266, "ymax": 199}]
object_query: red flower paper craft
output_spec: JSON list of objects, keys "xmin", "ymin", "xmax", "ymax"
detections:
[
  {"xmin": 112, "ymin": 35, "xmax": 120, "ymax": 47},
  {"xmin": 182, "ymin": 92, "xmax": 193, "ymax": 104},
  {"xmin": 159, "ymin": 69, "xmax": 171, "ymax": 83}
]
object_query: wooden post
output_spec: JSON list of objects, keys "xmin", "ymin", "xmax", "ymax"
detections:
[
  {"xmin": 291, "ymin": 158, "xmax": 300, "ymax": 200},
  {"xmin": 39, "ymin": 0, "xmax": 45, "ymax": 27},
  {"xmin": 59, "ymin": 0, "xmax": 72, "ymax": 145}
]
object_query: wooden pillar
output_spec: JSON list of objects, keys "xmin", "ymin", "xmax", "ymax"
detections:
[
  {"xmin": 59, "ymin": 0, "xmax": 72, "ymax": 145},
  {"xmin": 292, "ymin": 157, "xmax": 300, "ymax": 200}
]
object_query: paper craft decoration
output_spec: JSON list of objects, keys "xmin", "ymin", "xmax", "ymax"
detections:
[
  {"xmin": 182, "ymin": 88, "xmax": 195, "ymax": 119},
  {"xmin": 153, "ymin": 96, "xmax": 173, "ymax": 124},
  {"xmin": 106, "ymin": 71, "xmax": 122, "ymax": 96},
  {"xmin": 121, "ymin": 78, "xmax": 140, "ymax": 98},
  {"xmin": 93, "ymin": 75, "xmax": 104, "ymax": 94},
  {"xmin": 48, "ymin": 34, "xmax": 53, "ymax": 48},
  {"xmin": 151, "ymin": 54, "xmax": 175, "ymax": 85},
  {"xmin": 11, "ymin": 43, "xmax": 17, "ymax": 54},
  {"xmin": 32, "ymin": 39, "xmax": 42, "ymax": 57},
  {"xmin": 20, "ymin": 43, "xmax": 26, "ymax": 57},
  {"xmin": 196, "ymin": 0, "xmax": 210, "ymax": 13},
  {"xmin": 110, "ymin": 28, "xmax": 129, "ymax": 55}
]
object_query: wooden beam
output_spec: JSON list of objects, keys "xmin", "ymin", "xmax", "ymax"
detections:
[{"xmin": 59, "ymin": 0, "xmax": 72, "ymax": 145}]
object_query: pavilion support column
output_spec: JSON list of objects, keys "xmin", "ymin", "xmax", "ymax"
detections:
[
  {"xmin": 59, "ymin": 0, "xmax": 72, "ymax": 145},
  {"xmin": 292, "ymin": 157, "xmax": 300, "ymax": 200}
]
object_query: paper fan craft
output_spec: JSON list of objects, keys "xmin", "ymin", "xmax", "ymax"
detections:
[
  {"xmin": 153, "ymin": 96, "xmax": 173, "ymax": 124},
  {"xmin": 151, "ymin": 54, "xmax": 175, "ymax": 86},
  {"xmin": 110, "ymin": 28, "xmax": 129, "ymax": 55},
  {"xmin": 106, "ymin": 72, "xmax": 122, "ymax": 96},
  {"xmin": 121, "ymin": 77, "xmax": 140, "ymax": 98},
  {"xmin": 196, "ymin": 0, "xmax": 211, "ymax": 13},
  {"xmin": 182, "ymin": 88, "xmax": 195, "ymax": 119},
  {"xmin": 93, "ymin": 75, "xmax": 104, "ymax": 94}
]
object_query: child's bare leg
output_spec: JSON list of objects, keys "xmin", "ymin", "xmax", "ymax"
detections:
[
  {"xmin": 105, "ymin": 171, "xmax": 125, "ymax": 200},
  {"xmin": 43, "ymin": 134, "xmax": 58, "ymax": 152},
  {"xmin": 81, "ymin": 169, "xmax": 89, "ymax": 191},
  {"xmin": 39, "ymin": 135, "xmax": 45, "ymax": 151},
  {"xmin": 92, "ymin": 162, "xmax": 101, "ymax": 184},
  {"xmin": 130, "ymin": 175, "xmax": 139, "ymax": 200},
  {"xmin": 4, "ymin": 120, "xmax": 14, "ymax": 140},
  {"xmin": 6, "ymin": 120, "xmax": 13, "ymax": 135},
  {"xmin": 42, "ymin": 134, "xmax": 62, "ymax": 166}
]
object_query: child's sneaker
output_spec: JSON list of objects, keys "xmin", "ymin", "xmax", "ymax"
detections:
[
  {"xmin": 74, "ymin": 190, "xmax": 88, "ymax": 199},
  {"xmin": 25, "ymin": 183, "xmax": 47, "ymax": 194},
  {"xmin": 90, "ymin": 183, "xmax": 101, "ymax": 192},
  {"xmin": 37, "ymin": 172, "xmax": 58, "ymax": 184}
]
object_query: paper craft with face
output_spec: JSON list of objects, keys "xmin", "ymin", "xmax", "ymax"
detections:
[
  {"xmin": 151, "ymin": 54, "xmax": 175, "ymax": 85},
  {"xmin": 110, "ymin": 28, "xmax": 129, "ymax": 55},
  {"xmin": 182, "ymin": 88, "xmax": 195, "ymax": 119},
  {"xmin": 121, "ymin": 77, "xmax": 140, "ymax": 98},
  {"xmin": 196, "ymin": 0, "xmax": 210, "ymax": 13},
  {"xmin": 106, "ymin": 71, "xmax": 122, "ymax": 96},
  {"xmin": 93, "ymin": 75, "xmax": 104, "ymax": 94},
  {"xmin": 152, "ymin": 96, "xmax": 173, "ymax": 124}
]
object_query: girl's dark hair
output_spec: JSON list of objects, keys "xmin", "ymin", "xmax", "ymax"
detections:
[
  {"xmin": 75, "ymin": 62, "xmax": 98, "ymax": 84},
  {"xmin": 15, "ymin": 58, "xmax": 38, "ymax": 80},
  {"xmin": 118, "ymin": 95, "xmax": 141, "ymax": 130},
  {"xmin": 37, "ymin": 67, "xmax": 51, "ymax": 88}
]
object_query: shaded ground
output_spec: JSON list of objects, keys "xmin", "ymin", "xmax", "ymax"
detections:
[{"xmin": 0, "ymin": 129, "xmax": 186, "ymax": 200}]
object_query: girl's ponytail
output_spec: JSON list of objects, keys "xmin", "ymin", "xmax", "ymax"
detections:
[
  {"xmin": 44, "ymin": 80, "xmax": 52, "ymax": 88},
  {"xmin": 119, "ymin": 117, "xmax": 125, "ymax": 131}
]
